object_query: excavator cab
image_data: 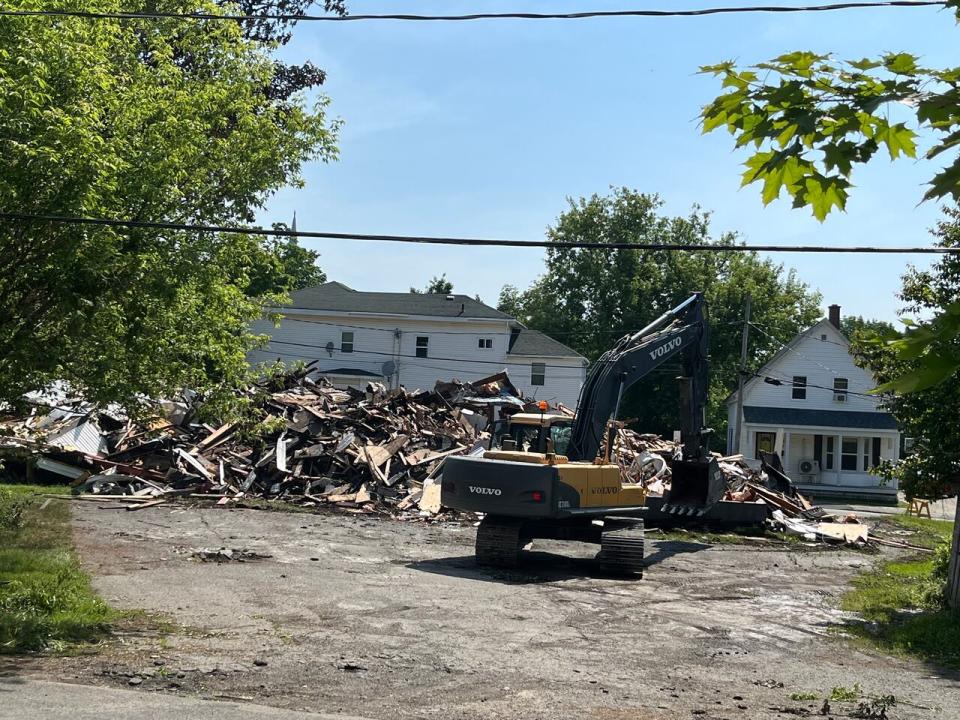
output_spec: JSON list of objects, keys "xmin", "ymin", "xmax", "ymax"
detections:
[
  {"xmin": 662, "ymin": 457, "xmax": 726, "ymax": 516},
  {"xmin": 491, "ymin": 413, "xmax": 573, "ymax": 455}
]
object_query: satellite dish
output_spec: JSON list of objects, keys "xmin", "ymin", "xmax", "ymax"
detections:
[
  {"xmin": 325, "ymin": 341, "xmax": 335, "ymax": 356},
  {"xmin": 381, "ymin": 360, "xmax": 397, "ymax": 377}
]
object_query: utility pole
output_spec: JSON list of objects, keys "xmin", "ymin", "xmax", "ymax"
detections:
[{"xmin": 732, "ymin": 292, "xmax": 751, "ymax": 455}]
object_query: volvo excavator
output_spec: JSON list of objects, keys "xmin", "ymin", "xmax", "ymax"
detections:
[{"xmin": 440, "ymin": 293, "xmax": 726, "ymax": 575}]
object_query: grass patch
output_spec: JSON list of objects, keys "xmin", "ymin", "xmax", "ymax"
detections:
[
  {"xmin": 841, "ymin": 514, "xmax": 960, "ymax": 669},
  {"xmin": 0, "ymin": 483, "xmax": 115, "ymax": 653},
  {"xmin": 878, "ymin": 515, "xmax": 954, "ymax": 550}
]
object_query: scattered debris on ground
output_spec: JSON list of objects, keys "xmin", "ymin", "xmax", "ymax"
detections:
[{"xmin": 615, "ymin": 428, "xmax": 872, "ymax": 545}]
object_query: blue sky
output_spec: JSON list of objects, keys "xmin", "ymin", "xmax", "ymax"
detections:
[{"xmin": 263, "ymin": 0, "xmax": 959, "ymax": 324}]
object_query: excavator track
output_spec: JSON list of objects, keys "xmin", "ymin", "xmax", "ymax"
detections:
[
  {"xmin": 475, "ymin": 516, "xmax": 526, "ymax": 568},
  {"xmin": 596, "ymin": 520, "xmax": 645, "ymax": 576}
]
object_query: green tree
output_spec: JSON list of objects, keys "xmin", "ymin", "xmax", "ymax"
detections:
[
  {"xmin": 0, "ymin": 2, "xmax": 338, "ymax": 413},
  {"xmin": 850, "ymin": 207, "xmax": 960, "ymax": 499},
  {"xmin": 841, "ymin": 315, "xmax": 896, "ymax": 340},
  {"xmin": 503, "ymin": 189, "xmax": 822, "ymax": 445},
  {"xmin": 410, "ymin": 274, "xmax": 454, "ymax": 294},
  {"xmin": 699, "ymin": 9, "xmax": 960, "ymax": 392},
  {"xmin": 232, "ymin": 226, "xmax": 327, "ymax": 298}
]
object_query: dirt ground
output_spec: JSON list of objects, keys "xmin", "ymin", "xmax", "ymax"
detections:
[{"xmin": 14, "ymin": 502, "xmax": 960, "ymax": 719}]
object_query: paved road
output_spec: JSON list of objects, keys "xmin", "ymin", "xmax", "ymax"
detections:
[{"xmin": 0, "ymin": 678, "xmax": 370, "ymax": 720}]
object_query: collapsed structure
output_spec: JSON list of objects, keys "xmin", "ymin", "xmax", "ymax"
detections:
[{"xmin": 0, "ymin": 367, "xmax": 868, "ymax": 542}]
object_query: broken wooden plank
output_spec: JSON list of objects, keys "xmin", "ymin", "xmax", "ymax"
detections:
[{"xmin": 418, "ymin": 483, "xmax": 442, "ymax": 514}]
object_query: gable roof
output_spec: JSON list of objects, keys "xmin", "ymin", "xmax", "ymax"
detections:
[
  {"xmin": 726, "ymin": 318, "xmax": 850, "ymax": 405},
  {"xmin": 507, "ymin": 327, "xmax": 585, "ymax": 359},
  {"xmin": 284, "ymin": 282, "xmax": 512, "ymax": 320}
]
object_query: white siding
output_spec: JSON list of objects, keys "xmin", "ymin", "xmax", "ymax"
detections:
[
  {"xmin": 248, "ymin": 311, "xmax": 586, "ymax": 407},
  {"xmin": 741, "ymin": 320, "xmax": 882, "ymax": 413},
  {"xmin": 725, "ymin": 319, "xmax": 901, "ymax": 493}
]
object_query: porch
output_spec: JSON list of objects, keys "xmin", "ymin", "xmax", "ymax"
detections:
[{"xmin": 736, "ymin": 421, "xmax": 900, "ymax": 504}]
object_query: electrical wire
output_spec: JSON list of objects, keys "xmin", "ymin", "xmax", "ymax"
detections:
[
  {"xmin": 748, "ymin": 369, "xmax": 878, "ymax": 398},
  {"xmin": 263, "ymin": 337, "xmax": 589, "ymax": 370},
  {"xmin": 0, "ymin": 2, "xmax": 945, "ymax": 22},
  {"xmin": 4, "ymin": 213, "xmax": 959, "ymax": 254},
  {"xmin": 748, "ymin": 321, "xmax": 875, "ymax": 388},
  {"xmin": 270, "ymin": 313, "xmax": 743, "ymax": 339},
  {"xmin": 249, "ymin": 347, "xmax": 593, "ymax": 380}
]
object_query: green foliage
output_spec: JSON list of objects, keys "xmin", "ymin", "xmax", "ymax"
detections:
[
  {"xmin": 789, "ymin": 692, "xmax": 819, "ymax": 701},
  {"xmin": 829, "ymin": 685, "xmax": 862, "ymax": 703},
  {"xmin": 841, "ymin": 529, "xmax": 960, "ymax": 669},
  {"xmin": 500, "ymin": 189, "xmax": 822, "ymax": 444},
  {"xmin": 0, "ymin": 486, "xmax": 114, "ymax": 652},
  {"xmin": 411, "ymin": 274, "xmax": 454, "ymax": 294},
  {"xmin": 699, "ymin": 49, "xmax": 960, "ymax": 219},
  {"xmin": 701, "ymin": 28, "xmax": 960, "ymax": 396},
  {"xmin": 849, "ymin": 209, "xmax": 960, "ymax": 497},
  {"xmin": 0, "ymin": 1, "xmax": 339, "ymax": 415},
  {"xmin": 840, "ymin": 315, "xmax": 895, "ymax": 341},
  {"xmin": 224, "ymin": 229, "xmax": 327, "ymax": 298},
  {"xmin": 0, "ymin": 486, "xmax": 29, "ymax": 531}
]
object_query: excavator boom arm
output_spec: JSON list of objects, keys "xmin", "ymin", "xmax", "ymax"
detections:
[{"xmin": 566, "ymin": 293, "xmax": 710, "ymax": 462}]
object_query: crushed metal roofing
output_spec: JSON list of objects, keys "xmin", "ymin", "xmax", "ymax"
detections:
[
  {"xmin": 743, "ymin": 405, "xmax": 899, "ymax": 430},
  {"xmin": 284, "ymin": 282, "xmax": 511, "ymax": 320},
  {"xmin": 507, "ymin": 326, "xmax": 584, "ymax": 359}
]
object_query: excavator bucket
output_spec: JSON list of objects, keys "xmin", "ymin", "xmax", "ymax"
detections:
[{"xmin": 661, "ymin": 457, "xmax": 726, "ymax": 517}]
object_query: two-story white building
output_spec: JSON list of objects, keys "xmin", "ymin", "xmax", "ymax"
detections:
[
  {"xmin": 248, "ymin": 282, "xmax": 588, "ymax": 408},
  {"xmin": 726, "ymin": 305, "xmax": 901, "ymax": 503}
]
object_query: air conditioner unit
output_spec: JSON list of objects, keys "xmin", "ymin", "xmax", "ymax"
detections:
[
  {"xmin": 798, "ymin": 458, "xmax": 821, "ymax": 483},
  {"xmin": 834, "ymin": 392, "xmax": 847, "ymax": 402}
]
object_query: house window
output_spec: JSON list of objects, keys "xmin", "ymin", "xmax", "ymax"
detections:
[
  {"xmin": 478, "ymin": 338, "xmax": 493, "ymax": 349},
  {"xmin": 415, "ymin": 336, "xmax": 429, "ymax": 358},
  {"xmin": 841, "ymin": 438, "xmax": 858, "ymax": 471},
  {"xmin": 791, "ymin": 376, "xmax": 807, "ymax": 400},
  {"xmin": 825, "ymin": 436, "xmax": 835, "ymax": 470},
  {"xmin": 531, "ymin": 362, "xmax": 545, "ymax": 386},
  {"xmin": 833, "ymin": 377, "xmax": 849, "ymax": 402},
  {"xmin": 756, "ymin": 431, "xmax": 776, "ymax": 460},
  {"xmin": 340, "ymin": 331, "xmax": 354, "ymax": 353}
]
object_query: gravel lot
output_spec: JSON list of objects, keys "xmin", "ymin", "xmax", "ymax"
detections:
[{"xmin": 15, "ymin": 502, "xmax": 960, "ymax": 719}]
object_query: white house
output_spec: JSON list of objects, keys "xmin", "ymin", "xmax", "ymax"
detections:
[
  {"xmin": 726, "ymin": 305, "xmax": 901, "ymax": 503},
  {"xmin": 248, "ymin": 282, "xmax": 588, "ymax": 408}
]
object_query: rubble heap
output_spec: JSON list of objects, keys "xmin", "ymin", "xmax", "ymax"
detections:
[{"xmin": 0, "ymin": 368, "xmax": 529, "ymax": 520}]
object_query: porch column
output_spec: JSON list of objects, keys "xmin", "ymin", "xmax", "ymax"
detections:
[
  {"xmin": 836, "ymin": 433, "xmax": 844, "ymax": 484},
  {"xmin": 783, "ymin": 432, "xmax": 791, "ymax": 468}
]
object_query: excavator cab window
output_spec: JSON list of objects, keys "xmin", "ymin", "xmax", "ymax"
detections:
[{"xmin": 549, "ymin": 424, "xmax": 571, "ymax": 455}]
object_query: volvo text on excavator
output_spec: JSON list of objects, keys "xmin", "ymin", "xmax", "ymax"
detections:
[{"xmin": 440, "ymin": 293, "xmax": 726, "ymax": 575}]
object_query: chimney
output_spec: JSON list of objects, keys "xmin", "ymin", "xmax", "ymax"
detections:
[{"xmin": 828, "ymin": 304, "xmax": 841, "ymax": 329}]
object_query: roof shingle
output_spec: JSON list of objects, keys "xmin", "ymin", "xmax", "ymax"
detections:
[{"xmin": 284, "ymin": 282, "xmax": 511, "ymax": 320}]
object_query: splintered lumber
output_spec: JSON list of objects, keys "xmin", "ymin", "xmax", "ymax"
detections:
[
  {"xmin": 362, "ymin": 434, "xmax": 409, "ymax": 468},
  {"xmin": 747, "ymin": 483, "xmax": 804, "ymax": 516},
  {"xmin": 818, "ymin": 522, "xmax": 869, "ymax": 543},
  {"xmin": 419, "ymin": 483, "xmax": 442, "ymax": 514},
  {"xmin": 405, "ymin": 445, "xmax": 467, "ymax": 468},
  {"xmin": 127, "ymin": 498, "xmax": 169, "ymax": 511}
]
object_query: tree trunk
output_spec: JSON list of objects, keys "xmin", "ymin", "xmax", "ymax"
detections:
[{"xmin": 947, "ymin": 495, "xmax": 960, "ymax": 610}]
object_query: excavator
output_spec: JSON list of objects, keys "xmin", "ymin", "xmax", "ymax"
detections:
[{"xmin": 440, "ymin": 293, "xmax": 726, "ymax": 575}]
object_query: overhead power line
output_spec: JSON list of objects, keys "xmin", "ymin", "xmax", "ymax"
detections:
[
  {"xmin": 0, "ymin": 2, "xmax": 945, "ymax": 23},
  {"xmin": 4, "ymin": 213, "xmax": 959, "ymax": 254}
]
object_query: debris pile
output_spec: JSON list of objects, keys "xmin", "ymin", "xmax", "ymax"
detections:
[
  {"xmin": 0, "ymin": 369, "xmax": 531, "ymax": 520},
  {"xmin": 613, "ymin": 428, "xmax": 872, "ymax": 544}
]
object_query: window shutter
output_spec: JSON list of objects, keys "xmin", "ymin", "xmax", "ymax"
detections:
[{"xmin": 872, "ymin": 437, "xmax": 881, "ymax": 468}]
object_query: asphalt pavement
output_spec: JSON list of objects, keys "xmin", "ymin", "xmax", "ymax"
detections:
[{"xmin": 0, "ymin": 679, "xmax": 371, "ymax": 720}]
